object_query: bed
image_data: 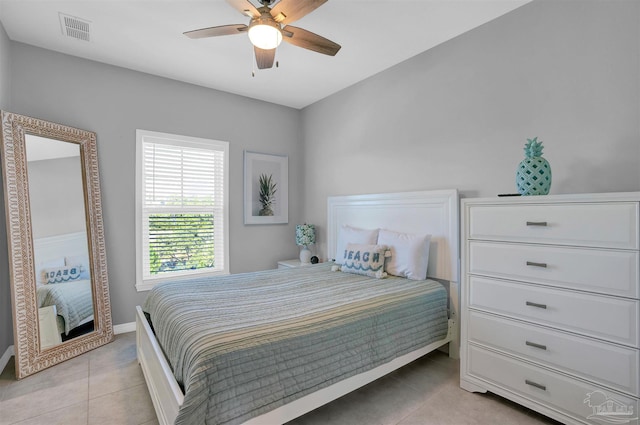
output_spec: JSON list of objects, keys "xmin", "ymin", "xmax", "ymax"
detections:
[{"xmin": 136, "ymin": 189, "xmax": 460, "ymax": 425}]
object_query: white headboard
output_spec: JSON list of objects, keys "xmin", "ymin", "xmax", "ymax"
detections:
[{"xmin": 327, "ymin": 189, "xmax": 459, "ymax": 283}]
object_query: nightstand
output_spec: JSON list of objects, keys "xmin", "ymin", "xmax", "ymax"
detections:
[
  {"xmin": 277, "ymin": 259, "xmax": 313, "ymax": 269},
  {"xmin": 39, "ymin": 305, "xmax": 62, "ymax": 349}
]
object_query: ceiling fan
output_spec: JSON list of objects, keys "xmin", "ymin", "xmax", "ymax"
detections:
[{"xmin": 184, "ymin": 0, "xmax": 341, "ymax": 70}]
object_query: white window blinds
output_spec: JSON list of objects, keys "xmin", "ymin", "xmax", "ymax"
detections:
[{"xmin": 136, "ymin": 130, "xmax": 229, "ymax": 290}]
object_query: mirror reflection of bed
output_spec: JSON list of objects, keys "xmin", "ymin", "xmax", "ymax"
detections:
[
  {"xmin": 33, "ymin": 232, "xmax": 94, "ymax": 348},
  {"xmin": 25, "ymin": 134, "xmax": 95, "ymax": 349}
]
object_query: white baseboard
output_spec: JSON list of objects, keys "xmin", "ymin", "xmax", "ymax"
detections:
[
  {"xmin": 113, "ymin": 322, "xmax": 136, "ymax": 335},
  {"xmin": 0, "ymin": 345, "xmax": 14, "ymax": 373}
]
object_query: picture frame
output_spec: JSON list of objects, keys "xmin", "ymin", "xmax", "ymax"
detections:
[{"xmin": 244, "ymin": 151, "xmax": 288, "ymax": 224}]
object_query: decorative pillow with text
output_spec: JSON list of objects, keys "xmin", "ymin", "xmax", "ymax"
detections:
[
  {"xmin": 42, "ymin": 264, "xmax": 83, "ymax": 284},
  {"xmin": 340, "ymin": 243, "xmax": 390, "ymax": 279}
]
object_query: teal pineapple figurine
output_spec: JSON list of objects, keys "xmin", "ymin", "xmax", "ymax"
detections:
[{"xmin": 516, "ymin": 137, "xmax": 551, "ymax": 196}]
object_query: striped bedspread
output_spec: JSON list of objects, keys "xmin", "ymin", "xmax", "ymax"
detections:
[
  {"xmin": 37, "ymin": 279, "xmax": 94, "ymax": 335},
  {"xmin": 143, "ymin": 263, "xmax": 449, "ymax": 425}
]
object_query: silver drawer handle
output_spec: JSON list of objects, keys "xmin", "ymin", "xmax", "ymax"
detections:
[
  {"xmin": 525, "ymin": 379, "xmax": 547, "ymax": 391},
  {"xmin": 526, "ymin": 301, "xmax": 547, "ymax": 309},
  {"xmin": 526, "ymin": 221, "xmax": 548, "ymax": 227},
  {"xmin": 526, "ymin": 261, "xmax": 548, "ymax": 268},
  {"xmin": 525, "ymin": 341, "xmax": 547, "ymax": 351}
]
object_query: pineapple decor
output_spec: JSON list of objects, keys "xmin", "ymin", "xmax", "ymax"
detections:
[
  {"xmin": 516, "ymin": 137, "xmax": 552, "ymax": 196},
  {"xmin": 258, "ymin": 173, "xmax": 277, "ymax": 216}
]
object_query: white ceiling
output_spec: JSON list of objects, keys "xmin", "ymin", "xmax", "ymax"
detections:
[{"xmin": 0, "ymin": 0, "xmax": 531, "ymax": 109}]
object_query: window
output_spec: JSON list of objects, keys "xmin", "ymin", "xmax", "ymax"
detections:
[{"xmin": 135, "ymin": 130, "xmax": 229, "ymax": 291}]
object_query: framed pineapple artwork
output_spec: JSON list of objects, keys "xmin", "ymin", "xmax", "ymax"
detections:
[{"xmin": 243, "ymin": 151, "xmax": 289, "ymax": 224}]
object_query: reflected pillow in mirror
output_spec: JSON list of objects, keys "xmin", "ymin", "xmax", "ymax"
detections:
[
  {"xmin": 377, "ymin": 229, "xmax": 431, "ymax": 280},
  {"xmin": 42, "ymin": 264, "xmax": 83, "ymax": 284},
  {"xmin": 35, "ymin": 258, "xmax": 65, "ymax": 286},
  {"xmin": 65, "ymin": 255, "xmax": 91, "ymax": 280}
]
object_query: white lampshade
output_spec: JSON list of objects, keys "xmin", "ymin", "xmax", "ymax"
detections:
[{"xmin": 248, "ymin": 23, "xmax": 282, "ymax": 50}]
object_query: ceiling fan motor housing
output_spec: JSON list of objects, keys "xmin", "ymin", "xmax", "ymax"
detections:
[{"xmin": 250, "ymin": 8, "xmax": 282, "ymax": 33}]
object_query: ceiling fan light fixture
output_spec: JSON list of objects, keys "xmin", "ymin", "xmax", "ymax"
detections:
[{"xmin": 248, "ymin": 21, "xmax": 282, "ymax": 50}]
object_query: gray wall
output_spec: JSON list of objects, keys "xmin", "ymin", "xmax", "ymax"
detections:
[
  {"xmin": 8, "ymin": 43, "xmax": 303, "ymax": 328},
  {"xmin": 301, "ymin": 0, "xmax": 640, "ymax": 260},
  {"xmin": 0, "ymin": 21, "xmax": 13, "ymax": 359},
  {"xmin": 0, "ymin": 21, "xmax": 10, "ymax": 109}
]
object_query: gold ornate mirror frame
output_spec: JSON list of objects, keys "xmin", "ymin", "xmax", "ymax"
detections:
[{"xmin": 1, "ymin": 111, "xmax": 113, "ymax": 379}]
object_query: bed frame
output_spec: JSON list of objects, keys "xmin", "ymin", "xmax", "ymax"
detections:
[{"xmin": 136, "ymin": 189, "xmax": 460, "ymax": 425}]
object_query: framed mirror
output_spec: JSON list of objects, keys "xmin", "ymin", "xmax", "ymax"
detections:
[{"xmin": 0, "ymin": 111, "xmax": 113, "ymax": 379}]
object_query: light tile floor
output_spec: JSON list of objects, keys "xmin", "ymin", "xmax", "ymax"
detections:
[{"xmin": 0, "ymin": 333, "xmax": 560, "ymax": 425}]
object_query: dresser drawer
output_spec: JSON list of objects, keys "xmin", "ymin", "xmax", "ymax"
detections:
[
  {"xmin": 467, "ymin": 345, "xmax": 639, "ymax": 424},
  {"xmin": 468, "ymin": 310, "xmax": 640, "ymax": 396},
  {"xmin": 468, "ymin": 203, "xmax": 638, "ymax": 249},
  {"xmin": 469, "ymin": 276, "xmax": 639, "ymax": 347},
  {"xmin": 469, "ymin": 241, "xmax": 639, "ymax": 298}
]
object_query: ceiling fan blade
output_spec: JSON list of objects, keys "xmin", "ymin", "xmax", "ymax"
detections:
[
  {"xmin": 184, "ymin": 24, "xmax": 247, "ymax": 39},
  {"xmin": 270, "ymin": 0, "xmax": 327, "ymax": 24},
  {"xmin": 254, "ymin": 46, "xmax": 276, "ymax": 69},
  {"xmin": 225, "ymin": 0, "xmax": 260, "ymax": 18},
  {"xmin": 282, "ymin": 26, "xmax": 341, "ymax": 56}
]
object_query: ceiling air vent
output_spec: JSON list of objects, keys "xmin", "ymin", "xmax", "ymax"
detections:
[{"xmin": 59, "ymin": 13, "xmax": 91, "ymax": 42}]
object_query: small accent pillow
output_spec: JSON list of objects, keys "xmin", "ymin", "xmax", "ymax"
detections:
[
  {"xmin": 341, "ymin": 243, "xmax": 390, "ymax": 279},
  {"xmin": 42, "ymin": 264, "xmax": 83, "ymax": 284},
  {"xmin": 35, "ymin": 258, "xmax": 65, "ymax": 286},
  {"xmin": 335, "ymin": 225, "xmax": 379, "ymax": 264},
  {"xmin": 377, "ymin": 229, "xmax": 431, "ymax": 280}
]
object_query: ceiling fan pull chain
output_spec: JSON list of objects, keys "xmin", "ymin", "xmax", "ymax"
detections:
[
  {"xmin": 251, "ymin": 45, "xmax": 256, "ymax": 77},
  {"xmin": 275, "ymin": 42, "xmax": 278, "ymax": 68}
]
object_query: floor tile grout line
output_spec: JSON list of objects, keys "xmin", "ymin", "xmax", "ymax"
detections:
[
  {"xmin": 386, "ymin": 359, "xmax": 462, "ymax": 425},
  {"xmin": 390, "ymin": 397, "xmax": 428, "ymax": 425},
  {"xmin": 88, "ymin": 380, "xmax": 149, "ymax": 403}
]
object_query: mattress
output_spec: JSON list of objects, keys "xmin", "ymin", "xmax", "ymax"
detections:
[{"xmin": 143, "ymin": 263, "xmax": 448, "ymax": 425}]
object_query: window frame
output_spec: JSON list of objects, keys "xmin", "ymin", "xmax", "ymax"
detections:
[{"xmin": 135, "ymin": 129, "xmax": 229, "ymax": 291}]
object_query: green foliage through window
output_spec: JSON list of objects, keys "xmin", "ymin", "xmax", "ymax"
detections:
[{"xmin": 148, "ymin": 213, "xmax": 215, "ymax": 274}]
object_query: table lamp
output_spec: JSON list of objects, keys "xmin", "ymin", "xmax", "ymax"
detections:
[{"xmin": 295, "ymin": 224, "xmax": 315, "ymax": 264}]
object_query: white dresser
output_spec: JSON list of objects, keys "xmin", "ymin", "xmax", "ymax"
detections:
[{"xmin": 460, "ymin": 192, "xmax": 640, "ymax": 425}]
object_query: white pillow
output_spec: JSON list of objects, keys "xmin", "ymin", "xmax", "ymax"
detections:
[
  {"xmin": 377, "ymin": 229, "xmax": 431, "ymax": 280},
  {"xmin": 335, "ymin": 225, "xmax": 379, "ymax": 264}
]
